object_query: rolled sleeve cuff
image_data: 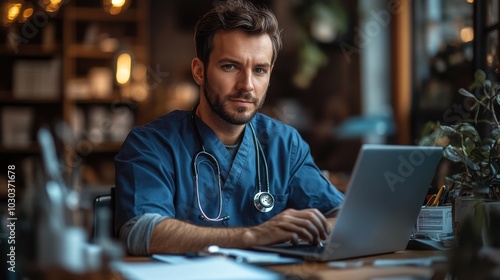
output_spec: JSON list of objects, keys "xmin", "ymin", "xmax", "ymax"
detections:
[{"xmin": 119, "ymin": 213, "xmax": 169, "ymax": 256}]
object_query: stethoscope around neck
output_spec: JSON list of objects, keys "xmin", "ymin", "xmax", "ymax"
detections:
[{"xmin": 191, "ymin": 106, "xmax": 275, "ymax": 222}]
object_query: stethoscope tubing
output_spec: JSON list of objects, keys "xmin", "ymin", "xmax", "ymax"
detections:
[{"xmin": 191, "ymin": 105, "xmax": 274, "ymax": 221}]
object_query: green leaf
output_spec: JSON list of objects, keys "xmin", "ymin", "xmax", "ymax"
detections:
[
  {"xmin": 482, "ymin": 138, "xmax": 496, "ymax": 148},
  {"xmin": 438, "ymin": 125, "xmax": 457, "ymax": 136},
  {"xmin": 464, "ymin": 137, "xmax": 476, "ymax": 154},
  {"xmin": 468, "ymin": 70, "xmax": 487, "ymax": 95},
  {"xmin": 418, "ymin": 135, "xmax": 438, "ymax": 146},
  {"xmin": 475, "ymin": 69, "xmax": 486, "ymax": 85},
  {"xmin": 485, "ymin": 79, "xmax": 492, "ymax": 92},
  {"xmin": 447, "ymin": 173, "xmax": 465, "ymax": 181},
  {"xmin": 491, "ymin": 128, "xmax": 500, "ymax": 140},
  {"xmin": 443, "ymin": 145, "xmax": 462, "ymax": 162},
  {"xmin": 420, "ymin": 121, "xmax": 438, "ymax": 138},
  {"xmin": 457, "ymin": 123, "xmax": 480, "ymax": 140},
  {"xmin": 418, "ymin": 135, "xmax": 433, "ymax": 146},
  {"xmin": 490, "ymin": 164, "xmax": 497, "ymax": 177},
  {"xmin": 473, "ymin": 149, "xmax": 489, "ymax": 162},
  {"xmin": 465, "ymin": 157, "xmax": 481, "ymax": 171},
  {"xmin": 458, "ymin": 88, "xmax": 479, "ymax": 101}
]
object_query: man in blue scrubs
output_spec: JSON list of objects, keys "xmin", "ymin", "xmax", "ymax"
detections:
[{"xmin": 115, "ymin": 0, "xmax": 344, "ymax": 256}]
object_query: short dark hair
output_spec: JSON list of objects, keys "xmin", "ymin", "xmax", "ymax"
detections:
[{"xmin": 194, "ymin": 0, "xmax": 282, "ymax": 67}]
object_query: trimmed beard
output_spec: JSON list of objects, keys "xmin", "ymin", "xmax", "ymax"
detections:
[{"xmin": 203, "ymin": 78, "xmax": 266, "ymax": 125}]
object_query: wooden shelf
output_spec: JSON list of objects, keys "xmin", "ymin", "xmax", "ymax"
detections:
[
  {"xmin": 0, "ymin": 142, "xmax": 122, "ymax": 155},
  {"xmin": 65, "ymin": 44, "xmax": 146, "ymax": 60},
  {"xmin": 81, "ymin": 142, "xmax": 122, "ymax": 153},
  {"xmin": 66, "ymin": 44, "xmax": 115, "ymax": 59},
  {"xmin": 0, "ymin": 45, "xmax": 61, "ymax": 56},
  {"xmin": 0, "ymin": 0, "xmax": 149, "ymax": 200},
  {"xmin": 0, "ymin": 145, "xmax": 40, "ymax": 154},
  {"xmin": 0, "ymin": 94, "xmax": 62, "ymax": 105},
  {"xmin": 65, "ymin": 7, "xmax": 143, "ymax": 21},
  {"xmin": 71, "ymin": 97, "xmax": 137, "ymax": 105}
]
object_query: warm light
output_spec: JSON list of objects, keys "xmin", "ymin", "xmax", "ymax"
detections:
[
  {"xmin": 102, "ymin": 0, "xmax": 129, "ymax": 15},
  {"xmin": 7, "ymin": 3, "xmax": 21, "ymax": 22},
  {"xmin": 111, "ymin": 0, "xmax": 126, "ymax": 8},
  {"xmin": 22, "ymin": 7, "xmax": 32, "ymax": 19},
  {"xmin": 109, "ymin": 6, "xmax": 122, "ymax": 15},
  {"xmin": 19, "ymin": 3, "xmax": 33, "ymax": 23},
  {"xmin": 487, "ymin": 54, "xmax": 494, "ymax": 66},
  {"xmin": 46, "ymin": 3, "xmax": 61, "ymax": 12},
  {"xmin": 40, "ymin": 0, "xmax": 61, "ymax": 13},
  {"xmin": 466, "ymin": 0, "xmax": 473, "ymax": 3},
  {"xmin": 116, "ymin": 52, "xmax": 132, "ymax": 85},
  {"xmin": 460, "ymin": 27, "xmax": 474, "ymax": 43}
]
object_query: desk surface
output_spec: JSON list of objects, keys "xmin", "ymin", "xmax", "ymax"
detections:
[
  {"xmin": 266, "ymin": 250, "xmax": 447, "ymax": 280},
  {"xmin": 122, "ymin": 250, "xmax": 448, "ymax": 280}
]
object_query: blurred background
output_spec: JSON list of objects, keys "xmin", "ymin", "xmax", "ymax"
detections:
[{"xmin": 0, "ymin": 0, "xmax": 497, "ymax": 234}]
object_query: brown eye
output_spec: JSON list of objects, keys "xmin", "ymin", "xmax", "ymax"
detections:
[{"xmin": 222, "ymin": 64, "xmax": 236, "ymax": 71}]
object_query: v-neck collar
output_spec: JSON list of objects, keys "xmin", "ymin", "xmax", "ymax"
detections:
[{"xmin": 192, "ymin": 115, "xmax": 254, "ymax": 190}]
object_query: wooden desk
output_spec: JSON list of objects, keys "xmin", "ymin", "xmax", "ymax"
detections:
[
  {"xmin": 120, "ymin": 250, "xmax": 448, "ymax": 280},
  {"xmin": 266, "ymin": 250, "xmax": 448, "ymax": 280}
]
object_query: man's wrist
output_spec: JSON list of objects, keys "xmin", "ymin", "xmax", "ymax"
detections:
[{"xmin": 241, "ymin": 227, "xmax": 257, "ymax": 248}]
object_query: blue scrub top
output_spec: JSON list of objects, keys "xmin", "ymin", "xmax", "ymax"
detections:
[{"xmin": 115, "ymin": 110, "xmax": 344, "ymax": 231}]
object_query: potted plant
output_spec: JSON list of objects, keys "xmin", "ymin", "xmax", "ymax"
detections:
[
  {"xmin": 419, "ymin": 69, "xmax": 500, "ymax": 201},
  {"xmin": 419, "ymin": 70, "xmax": 500, "ymax": 279}
]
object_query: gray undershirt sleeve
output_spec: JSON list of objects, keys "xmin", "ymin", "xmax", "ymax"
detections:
[{"xmin": 119, "ymin": 213, "xmax": 169, "ymax": 256}]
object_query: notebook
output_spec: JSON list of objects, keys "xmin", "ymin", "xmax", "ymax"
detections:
[{"xmin": 254, "ymin": 144, "xmax": 443, "ymax": 261}]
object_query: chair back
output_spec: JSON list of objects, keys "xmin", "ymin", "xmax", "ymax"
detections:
[{"xmin": 93, "ymin": 187, "xmax": 116, "ymax": 241}]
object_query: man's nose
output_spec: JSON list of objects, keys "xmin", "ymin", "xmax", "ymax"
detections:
[{"xmin": 236, "ymin": 70, "xmax": 254, "ymax": 92}]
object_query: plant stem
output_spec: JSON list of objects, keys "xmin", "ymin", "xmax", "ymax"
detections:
[{"xmin": 490, "ymin": 85, "xmax": 500, "ymax": 129}]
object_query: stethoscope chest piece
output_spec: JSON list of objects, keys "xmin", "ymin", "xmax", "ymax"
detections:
[{"xmin": 254, "ymin": 191, "xmax": 275, "ymax": 212}]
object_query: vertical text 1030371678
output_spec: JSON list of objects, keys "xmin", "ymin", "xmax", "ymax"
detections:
[{"xmin": 6, "ymin": 165, "xmax": 17, "ymax": 273}]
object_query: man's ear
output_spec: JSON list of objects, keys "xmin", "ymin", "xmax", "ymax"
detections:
[{"xmin": 191, "ymin": 58, "xmax": 204, "ymax": 85}]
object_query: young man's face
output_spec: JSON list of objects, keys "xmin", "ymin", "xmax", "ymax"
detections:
[{"xmin": 200, "ymin": 30, "xmax": 274, "ymax": 125}]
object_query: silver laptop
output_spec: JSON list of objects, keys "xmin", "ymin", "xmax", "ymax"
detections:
[{"xmin": 254, "ymin": 144, "xmax": 443, "ymax": 261}]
